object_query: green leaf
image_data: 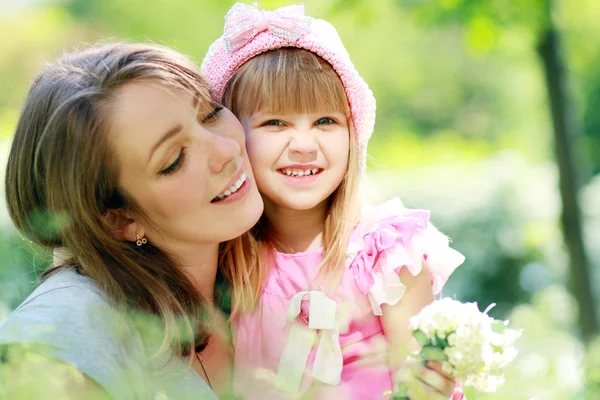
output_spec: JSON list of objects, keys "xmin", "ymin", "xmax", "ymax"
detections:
[
  {"xmin": 491, "ymin": 320, "xmax": 506, "ymax": 333},
  {"xmin": 421, "ymin": 346, "xmax": 449, "ymax": 361},
  {"xmin": 435, "ymin": 334, "xmax": 449, "ymax": 348},
  {"xmin": 413, "ymin": 329, "xmax": 430, "ymax": 347},
  {"xmin": 391, "ymin": 383, "xmax": 409, "ymax": 400},
  {"xmin": 491, "ymin": 344, "xmax": 504, "ymax": 353},
  {"xmin": 28, "ymin": 208, "xmax": 71, "ymax": 240}
]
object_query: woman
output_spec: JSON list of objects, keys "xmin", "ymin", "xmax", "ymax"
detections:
[{"xmin": 0, "ymin": 42, "xmax": 263, "ymax": 399}]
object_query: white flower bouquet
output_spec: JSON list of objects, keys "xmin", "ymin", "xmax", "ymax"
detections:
[{"xmin": 408, "ymin": 298, "xmax": 521, "ymax": 392}]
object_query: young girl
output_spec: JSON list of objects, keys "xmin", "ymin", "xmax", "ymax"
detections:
[{"xmin": 203, "ymin": 4, "xmax": 465, "ymax": 399}]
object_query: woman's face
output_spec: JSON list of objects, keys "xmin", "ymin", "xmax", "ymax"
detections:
[{"xmin": 107, "ymin": 80, "xmax": 263, "ymax": 252}]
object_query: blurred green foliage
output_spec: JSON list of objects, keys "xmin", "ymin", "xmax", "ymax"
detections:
[{"xmin": 1, "ymin": 0, "xmax": 599, "ymax": 398}]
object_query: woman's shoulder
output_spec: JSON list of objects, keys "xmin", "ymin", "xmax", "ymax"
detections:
[
  {"xmin": 0, "ymin": 267, "xmax": 217, "ymax": 399},
  {"xmin": 0, "ymin": 268, "xmax": 121, "ymax": 340},
  {"xmin": 0, "ymin": 268, "xmax": 147, "ymax": 398}
]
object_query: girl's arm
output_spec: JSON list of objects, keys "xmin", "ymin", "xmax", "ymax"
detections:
[
  {"xmin": 381, "ymin": 262, "xmax": 456, "ymax": 398},
  {"xmin": 381, "ymin": 261, "xmax": 433, "ymax": 372}
]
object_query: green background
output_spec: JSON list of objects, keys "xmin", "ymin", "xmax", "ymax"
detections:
[{"xmin": 1, "ymin": 0, "xmax": 599, "ymax": 398}]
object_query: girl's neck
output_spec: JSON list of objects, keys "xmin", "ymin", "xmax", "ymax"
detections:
[{"xmin": 263, "ymin": 199, "xmax": 328, "ymax": 254}]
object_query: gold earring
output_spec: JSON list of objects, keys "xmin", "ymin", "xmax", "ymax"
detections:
[{"xmin": 136, "ymin": 234, "xmax": 147, "ymax": 247}]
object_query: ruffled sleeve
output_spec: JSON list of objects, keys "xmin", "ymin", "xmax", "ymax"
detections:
[{"xmin": 347, "ymin": 198, "xmax": 465, "ymax": 316}]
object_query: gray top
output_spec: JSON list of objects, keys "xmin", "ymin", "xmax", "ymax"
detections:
[{"xmin": 0, "ymin": 268, "xmax": 218, "ymax": 400}]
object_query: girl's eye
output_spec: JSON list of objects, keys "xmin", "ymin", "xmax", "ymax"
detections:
[
  {"xmin": 315, "ymin": 117, "xmax": 335, "ymax": 125},
  {"xmin": 262, "ymin": 119, "xmax": 284, "ymax": 127},
  {"xmin": 201, "ymin": 106, "xmax": 224, "ymax": 123},
  {"xmin": 159, "ymin": 149, "xmax": 186, "ymax": 175}
]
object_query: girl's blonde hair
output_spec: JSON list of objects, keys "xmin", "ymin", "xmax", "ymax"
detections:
[{"xmin": 221, "ymin": 48, "xmax": 361, "ymax": 313}]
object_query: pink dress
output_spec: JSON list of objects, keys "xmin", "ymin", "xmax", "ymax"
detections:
[{"xmin": 232, "ymin": 198, "xmax": 465, "ymax": 399}]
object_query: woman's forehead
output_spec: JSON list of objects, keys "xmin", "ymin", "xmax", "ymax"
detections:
[{"xmin": 107, "ymin": 82, "xmax": 195, "ymax": 165}]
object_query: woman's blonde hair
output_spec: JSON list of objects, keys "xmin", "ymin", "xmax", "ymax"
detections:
[
  {"xmin": 221, "ymin": 48, "xmax": 362, "ymax": 313},
  {"xmin": 5, "ymin": 42, "xmax": 228, "ymax": 358}
]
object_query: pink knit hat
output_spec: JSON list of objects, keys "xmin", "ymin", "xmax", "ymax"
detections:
[{"xmin": 201, "ymin": 3, "xmax": 376, "ymax": 169}]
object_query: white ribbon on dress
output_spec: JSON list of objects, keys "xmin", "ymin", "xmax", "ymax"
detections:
[{"xmin": 275, "ymin": 291, "xmax": 343, "ymax": 394}]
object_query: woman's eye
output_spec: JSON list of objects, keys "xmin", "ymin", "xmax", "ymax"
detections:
[
  {"xmin": 201, "ymin": 106, "xmax": 224, "ymax": 123},
  {"xmin": 262, "ymin": 119, "xmax": 284, "ymax": 127},
  {"xmin": 159, "ymin": 149, "xmax": 186, "ymax": 175},
  {"xmin": 315, "ymin": 117, "xmax": 335, "ymax": 125}
]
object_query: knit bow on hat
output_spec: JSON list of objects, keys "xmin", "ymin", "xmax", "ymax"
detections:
[{"xmin": 223, "ymin": 3, "xmax": 312, "ymax": 53}]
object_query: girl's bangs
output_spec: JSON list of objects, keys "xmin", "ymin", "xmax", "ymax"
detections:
[{"xmin": 226, "ymin": 48, "xmax": 350, "ymax": 117}]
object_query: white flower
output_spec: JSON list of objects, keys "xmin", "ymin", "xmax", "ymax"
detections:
[{"xmin": 409, "ymin": 298, "xmax": 522, "ymax": 392}]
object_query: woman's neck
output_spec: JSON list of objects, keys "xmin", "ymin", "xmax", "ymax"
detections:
[
  {"xmin": 263, "ymin": 199, "xmax": 328, "ymax": 253},
  {"xmin": 176, "ymin": 243, "xmax": 220, "ymax": 303}
]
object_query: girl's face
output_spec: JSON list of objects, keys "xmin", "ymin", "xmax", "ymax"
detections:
[
  {"xmin": 108, "ymin": 81, "xmax": 263, "ymax": 252},
  {"xmin": 241, "ymin": 111, "xmax": 350, "ymax": 214}
]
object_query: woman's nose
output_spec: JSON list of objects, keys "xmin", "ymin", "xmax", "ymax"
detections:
[{"xmin": 207, "ymin": 133, "xmax": 241, "ymax": 174}]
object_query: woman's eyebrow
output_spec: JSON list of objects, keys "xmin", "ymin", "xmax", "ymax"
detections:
[{"xmin": 148, "ymin": 124, "xmax": 183, "ymax": 163}]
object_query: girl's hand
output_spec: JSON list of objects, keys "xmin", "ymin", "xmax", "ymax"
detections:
[
  {"xmin": 396, "ymin": 360, "xmax": 465, "ymax": 400},
  {"xmin": 424, "ymin": 361, "xmax": 464, "ymax": 399}
]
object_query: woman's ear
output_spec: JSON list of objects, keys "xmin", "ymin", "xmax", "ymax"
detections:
[{"xmin": 103, "ymin": 210, "xmax": 144, "ymax": 243}]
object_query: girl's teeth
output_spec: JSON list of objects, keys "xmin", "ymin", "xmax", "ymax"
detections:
[
  {"xmin": 217, "ymin": 194, "xmax": 225, "ymax": 200},
  {"xmin": 281, "ymin": 168, "xmax": 321, "ymax": 176},
  {"xmin": 224, "ymin": 190, "xmax": 232, "ymax": 196}
]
